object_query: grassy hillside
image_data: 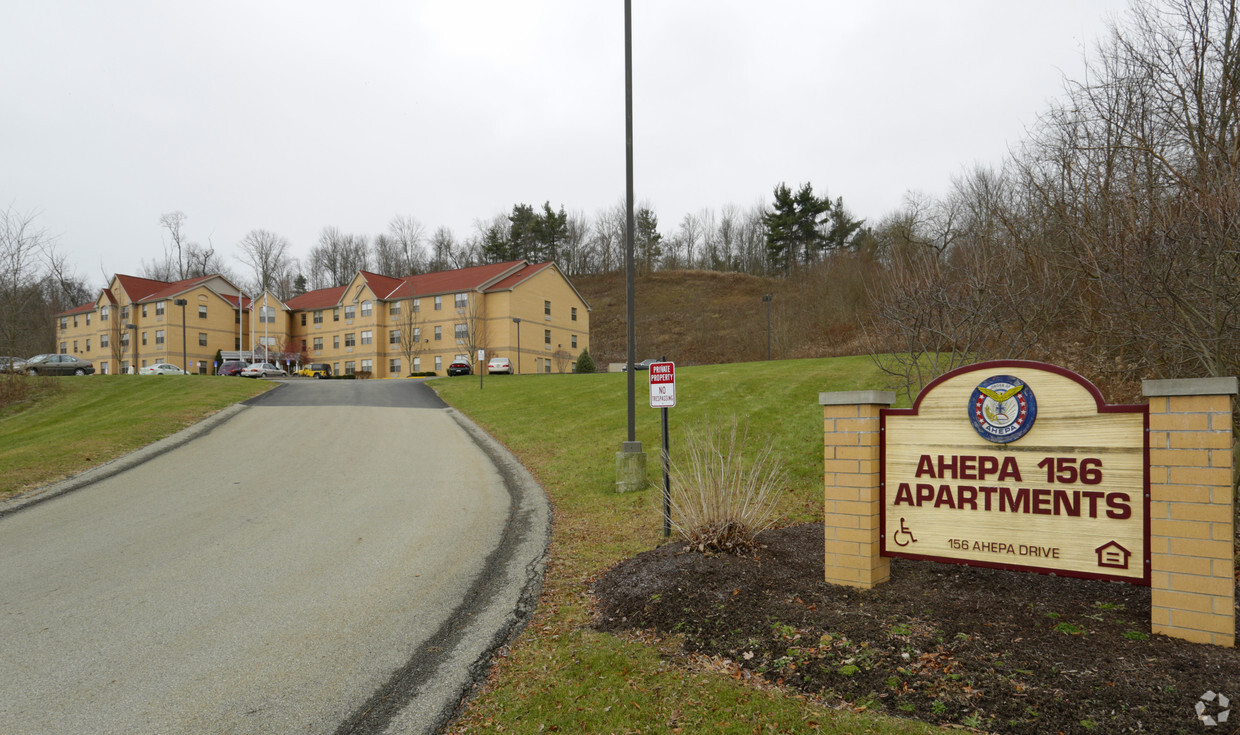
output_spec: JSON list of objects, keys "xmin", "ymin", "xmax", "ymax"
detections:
[{"xmin": 575, "ymin": 268, "xmax": 869, "ymax": 369}]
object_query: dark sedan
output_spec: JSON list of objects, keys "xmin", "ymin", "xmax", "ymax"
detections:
[
  {"xmin": 20, "ymin": 354, "xmax": 95, "ymax": 376},
  {"xmin": 446, "ymin": 359, "xmax": 472, "ymax": 376}
]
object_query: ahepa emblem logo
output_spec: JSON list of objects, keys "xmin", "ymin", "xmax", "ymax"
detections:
[{"xmin": 968, "ymin": 375, "xmax": 1037, "ymax": 443}]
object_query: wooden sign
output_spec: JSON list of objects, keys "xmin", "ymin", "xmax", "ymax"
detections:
[{"xmin": 881, "ymin": 361, "xmax": 1149, "ymax": 585}]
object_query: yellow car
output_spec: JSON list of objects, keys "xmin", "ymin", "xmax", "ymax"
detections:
[{"xmin": 298, "ymin": 363, "xmax": 333, "ymax": 379}]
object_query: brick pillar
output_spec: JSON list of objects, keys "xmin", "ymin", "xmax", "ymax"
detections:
[
  {"xmin": 1143, "ymin": 377, "xmax": 1237, "ymax": 648},
  {"xmin": 821, "ymin": 390, "xmax": 895, "ymax": 588}
]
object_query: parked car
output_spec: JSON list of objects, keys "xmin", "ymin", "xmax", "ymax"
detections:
[
  {"xmin": 0, "ymin": 356, "xmax": 20, "ymax": 373},
  {"xmin": 218, "ymin": 360, "xmax": 249, "ymax": 376},
  {"xmin": 18, "ymin": 354, "xmax": 95, "ymax": 376},
  {"xmin": 487, "ymin": 357, "xmax": 511, "ymax": 374},
  {"xmin": 240, "ymin": 362, "xmax": 287, "ymax": 378},
  {"xmin": 139, "ymin": 362, "xmax": 187, "ymax": 375},
  {"xmin": 622, "ymin": 358, "xmax": 659, "ymax": 372},
  {"xmin": 447, "ymin": 359, "xmax": 472, "ymax": 376},
  {"xmin": 297, "ymin": 363, "xmax": 333, "ymax": 379}
]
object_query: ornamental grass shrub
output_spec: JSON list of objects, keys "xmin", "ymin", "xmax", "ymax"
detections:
[{"xmin": 669, "ymin": 415, "xmax": 787, "ymax": 553}]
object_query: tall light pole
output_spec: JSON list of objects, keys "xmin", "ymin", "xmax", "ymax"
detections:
[
  {"xmin": 512, "ymin": 317, "xmax": 521, "ymax": 374},
  {"xmin": 616, "ymin": 0, "xmax": 646, "ymax": 493},
  {"xmin": 762, "ymin": 293, "xmax": 773, "ymax": 361},
  {"xmin": 174, "ymin": 298, "xmax": 188, "ymax": 372}
]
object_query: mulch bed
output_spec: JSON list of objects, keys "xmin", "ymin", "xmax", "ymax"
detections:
[{"xmin": 593, "ymin": 522, "xmax": 1240, "ymax": 734}]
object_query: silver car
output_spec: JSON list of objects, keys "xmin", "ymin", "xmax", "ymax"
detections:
[
  {"xmin": 240, "ymin": 362, "xmax": 287, "ymax": 378},
  {"xmin": 19, "ymin": 354, "xmax": 96, "ymax": 376}
]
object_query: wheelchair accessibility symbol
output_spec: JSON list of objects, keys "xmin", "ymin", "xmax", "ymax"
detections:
[{"xmin": 893, "ymin": 517, "xmax": 917, "ymax": 547}]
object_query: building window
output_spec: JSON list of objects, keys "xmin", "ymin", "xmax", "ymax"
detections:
[
  {"xmin": 389, "ymin": 358, "xmax": 400, "ymax": 374},
  {"xmin": 199, "ymin": 305, "xmax": 208, "ymax": 319},
  {"xmin": 333, "ymin": 335, "xmax": 340, "ymax": 349},
  {"xmin": 314, "ymin": 310, "xmax": 323, "ymax": 324},
  {"xmin": 434, "ymin": 355, "xmax": 442, "ymax": 371},
  {"xmin": 413, "ymin": 327, "xmax": 421, "ymax": 341},
  {"xmin": 156, "ymin": 330, "xmax": 165, "ymax": 345},
  {"xmin": 545, "ymin": 300, "xmax": 551, "ymax": 317},
  {"xmin": 85, "ymin": 339, "xmax": 91, "ymax": 352},
  {"xmin": 101, "ymin": 333, "xmax": 109, "ymax": 348},
  {"xmin": 361, "ymin": 300, "xmax": 372, "ymax": 317},
  {"xmin": 572, "ymin": 335, "xmax": 577, "ymax": 349},
  {"xmin": 300, "ymin": 313, "xmax": 306, "ymax": 326},
  {"xmin": 101, "ymin": 361, "xmax": 109, "ymax": 375},
  {"xmin": 345, "ymin": 333, "xmax": 355, "ymax": 347},
  {"xmin": 61, "ymin": 317, "xmax": 68, "ymax": 330},
  {"xmin": 313, "ymin": 337, "xmax": 323, "ymax": 351},
  {"xmin": 156, "ymin": 301, "xmax": 165, "ymax": 316},
  {"xmin": 390, "ymin": 302, "xmax": 401, "ymax": 316},
  {"xmin": 344, "ymin": 304, "xmax": 355, "ymax": 320},
  {"xmin": 121, "ymin": 305, "xmax": 129, "ymax": 320},
  {"xmin": 259, "ymin": 306, "xmax": 274, "ymax": 323},
  {"xmin": 455, "ymin": 292, "xmax": 467, "ymax": 308},
  {"xmin": 434, "ymin": 296, "xmax": 442, "ymax": 311},
  {"xmin": 333, "ymin": 308, "xmax": 340, "ymax": 322},
  {"xmin": 141, "ymin": 304, "xmax": 147, "ymax": 317},
  {"xmin": 545, "ymin": 329, "xmax": 551, "ymax": 346},
  {"xmin": 86, "ymin": 313, "xmax": 91, "ymax": 325},
  {"xmin": 235, "ymin": 309, "xmax": 241, "ymax": 325},
  {"xmin": 361, "ymin": 330, "xmax": 372, "ymax": 345},
  {"xmin": 454, "ymin": 323, "xmax": 467, "ymax": 341},
  {"xmin": 434, "ymin": 325, "xmax": 442, "ymax": 341},
  {"xmin": 545, "ymin": 360, "xmax": 552, "ymax": 374},
  {"xmin": 345, "ymin": 361, "xmax": 356, "ymax": 375},
  {"xmin": 61, "ymin": 342, "xmax": 68, "ymax": 354},
  {"xmin": 140, "ymin": 332, "xmax": 146, "ymax": 346},
  {"xmin": 572, "ymin": 307, "xmax": 577, "ymax": 321},
  {"xmin": 413, "ymin": 299, "xmax": 420, "ymax": 313},
  {"xmin": 121, "ymin": 333, "xmax": 130, "ymax": 347},
  {"xmin": 361, "ymin": 359, "xmax": 372, "ymax": 373},
  {"xmin": 333, "ymin": 362, "xmax": 340, "ymax": 375},
  {"xmin": 101, "ymin": 306, "xmax": 109, "ymax": 321},
  {"xmin": 121, "ymin": 361, "xmax": 129, "ymax": 373},
  {"xmin": 389, "ymin": 329, "xmax": 401, "ymax": 345},
  {"xmin": 413, "ymin": 357, "xmax": 421, "ymax": 372},
  {"xmin": 234, "ymin": 337, "xmax": 240, "ymax": 349},
  {"xmin": 199, "ymin": 332, "xmax": 208, "ymax": 346}
]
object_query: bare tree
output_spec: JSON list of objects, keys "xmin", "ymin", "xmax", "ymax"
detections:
[
  {"xmin": 429, "ymin": 226, "xmax": 456, "ymax": 272},
  {"xmin": 237, "ymin": 229, "xmax": 293, "ymax": 296},
  {"xmin": 387, "ymin": 215, "xmax": 427, "ymax": 275},
  {"xmin": 159, "ymin": 211, "xmax": 189, "ymax": 280},
  {"xmin": 0, "ymin": 207, "xmax": 55, "ymax": 357},
  {"xmin": 396, "ymin": 299, "xmax": 427, "ymax": 373},
  {"xmin": 306, "ymin": 227, "xmax": 368, "ymax": 289}
]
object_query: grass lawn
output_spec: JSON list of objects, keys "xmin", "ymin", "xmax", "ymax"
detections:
[
  {"xmin": 433, "ymin": 357, "xmax": 933, "ymax": 734},
  {"xmin": 0, "ymin": 375, "xmax": 273, "ymax": 498}
]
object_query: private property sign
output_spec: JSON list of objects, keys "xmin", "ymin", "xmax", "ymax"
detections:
[
  {"xmin": 649, "ymin": 361, "xmax": 676, "ymax": 408},
  {"xmin": 880, "ymin": 361, "xmax": 1149, "ymax": 585}
]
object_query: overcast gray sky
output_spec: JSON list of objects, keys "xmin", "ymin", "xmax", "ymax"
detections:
[{"xmin": 2, "ymin": 1, "xmax": 1131, "ymax": 287}]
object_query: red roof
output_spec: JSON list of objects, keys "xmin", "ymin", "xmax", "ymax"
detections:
[
  {"xmin": 284, "ymin": 286, "xmax": 348, "ymax": 311},
  {"xmin": 359, "ymin": 271, "xmax": 405, "ymax": 300},
  {"xmin": 219, "ymin": 294, "xmax": 253, "ymax": 310},
  {"xmin": 56, "ymin": 301, "xmax": 97, "ymax": 317},
  {"xmin": 139, "ymin": 275, "xmax": 215, "ymax": 303},
  {"xmin": 387, "ymin": 261, "xmax": 525, "ymax": 301}
]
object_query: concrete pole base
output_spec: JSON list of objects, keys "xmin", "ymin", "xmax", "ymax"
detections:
[{"xmin": 616, "ymin": 441, "xmax": 647, "ymax": 493}]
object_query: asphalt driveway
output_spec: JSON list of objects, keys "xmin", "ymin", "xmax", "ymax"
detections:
[{"xmin": 0, "ymin": 379, "xmax": 549, "ymax": 734}]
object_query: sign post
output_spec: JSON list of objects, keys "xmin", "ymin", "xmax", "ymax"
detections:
[{"xmin": 649, "ymin": 360, "xmax": 675, "ymax": 536}]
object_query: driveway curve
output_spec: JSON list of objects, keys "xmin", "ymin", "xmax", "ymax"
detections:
[{"xmin": 0, "ymin": 380, "xmax": 549, "ymax": 735}]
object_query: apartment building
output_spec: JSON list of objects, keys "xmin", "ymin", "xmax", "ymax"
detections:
[{"xmin": 56, "ymin": 260, "xmax": 590, "ymax": 377}]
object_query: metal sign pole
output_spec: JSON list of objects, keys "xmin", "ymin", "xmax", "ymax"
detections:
[{"xmin": 662, "ymin": 404, "xmax": 671, "ymax": 537}]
